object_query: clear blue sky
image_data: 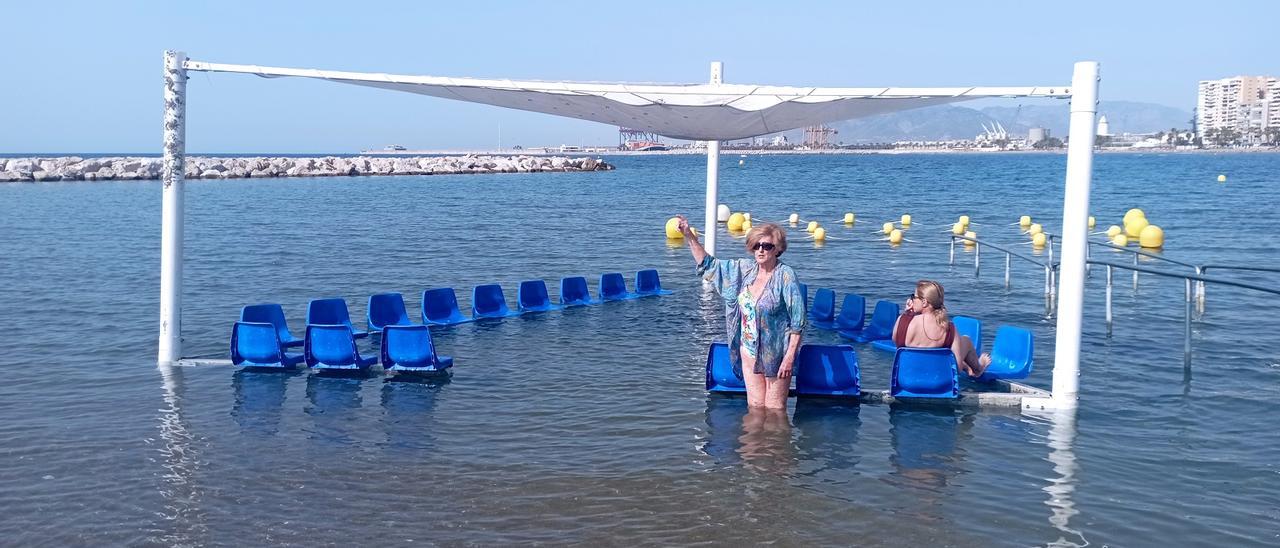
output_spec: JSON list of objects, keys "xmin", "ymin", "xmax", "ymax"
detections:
[{"xmin": 2, "ymin": 0, "xmax": 1275, "ymax": 153}]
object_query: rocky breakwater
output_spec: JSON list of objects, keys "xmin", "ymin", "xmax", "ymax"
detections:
[{"xmin": 0, "ymin": 155, "xmax": 614, "ymax": 182}]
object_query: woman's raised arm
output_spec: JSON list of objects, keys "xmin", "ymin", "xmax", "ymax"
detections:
[{"xmin": 676, "ymin": 215, "xmax": 708, "ymax": 264}]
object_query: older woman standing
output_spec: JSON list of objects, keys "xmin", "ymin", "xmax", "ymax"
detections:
[{"xmin": 677, "ymin": 215, "xmax": 805, "ymax": 409}]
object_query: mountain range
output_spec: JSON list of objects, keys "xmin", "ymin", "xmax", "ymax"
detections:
[{"xmin": 820, "ymin": 101, "xmax": 1193, "ymax": 143}]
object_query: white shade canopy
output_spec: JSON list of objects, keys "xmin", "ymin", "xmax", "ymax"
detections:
[{"xmin": 184, "ymin": 60, "xmax": 1072, "ymax": 141}]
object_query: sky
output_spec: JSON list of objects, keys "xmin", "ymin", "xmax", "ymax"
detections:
[{"xmin": 1, "ymin": 0, "xmax": 1276, "ymax": 153}]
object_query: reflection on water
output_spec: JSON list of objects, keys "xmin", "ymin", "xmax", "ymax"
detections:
[
  {"xmin": 701, "ymin": 396, "xmax": 745, "ymax": 466},
  {"xmin": 738, "ymin": 406, "xmax": 796, "ymax": 476},
  {"xmin": 888, "ymin": 405, "xmax": 972, "ymax": 491},
  {"xmin": 153, "ymin": 363, "xmax": 208, "ymax": 546},
  {"xmin": 305, "ymin": 373, "xmax": 367, "ymax": 445},
  {"xmin": 1041, "ymin": 409, "xmax": 1086, "ymax": 548},
  {"xmin": 231, "ymin": 368, "xmax": 301, "ymax": 435},
  {"xmin": 792, "ymin": 398, "xmax": 862, "ymax": 476},
  {"xmin": 380, "ymin": 373, "xmax": 450, "ymax": 454}
]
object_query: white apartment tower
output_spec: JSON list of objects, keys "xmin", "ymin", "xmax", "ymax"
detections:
[{"xmin": 1197, "ymin": 75, "xmax": 1280, "ymax": 142}]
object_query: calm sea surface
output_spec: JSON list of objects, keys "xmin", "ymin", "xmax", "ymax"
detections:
[{"xmin": 1, "ymin": 152, "xmax": 1278, "ymax": 546}]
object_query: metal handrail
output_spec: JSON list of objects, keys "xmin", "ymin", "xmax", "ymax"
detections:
[
  {"xmin": 1201, "ymin": 264, "xmax": 1280, "ymax": 275},
  {"xmin": 1089, "ymin": 258, "xmax": 1280, "ymax": 373},
  {"xmin": 950, "ymin": 234, "xmax": 1057, "ymax": 316}
]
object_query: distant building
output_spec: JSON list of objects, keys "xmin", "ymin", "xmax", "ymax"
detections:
[
  {"xmin": 1096, "ymin": 116, "xmax": 1110, "ymax": 136},
  {"xmin": 1197, "ymin": 75, "xmax": 1280, "ymax": 143},
  {"xmin": 1028, "ymin": 127, "xmax": 1050, "ymax": 144}
]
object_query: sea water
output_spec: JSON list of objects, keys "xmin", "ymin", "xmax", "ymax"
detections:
[{"xmin": 0, "ymin": 152, "xmax": 1277, "ymax": 545}]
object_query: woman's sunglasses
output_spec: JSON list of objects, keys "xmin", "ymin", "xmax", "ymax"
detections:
[{"xmin": 752, "ymin": 242, "xmax": 777, "ymax": 251}]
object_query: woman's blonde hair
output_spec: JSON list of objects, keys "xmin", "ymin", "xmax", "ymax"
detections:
[
  {"xmin": 916, "ymin": 280, "xmax": 950, "ymax": 331},
  {"xmin": 745, "ymin": 223, "xmax": 788, "ymax": 256}
]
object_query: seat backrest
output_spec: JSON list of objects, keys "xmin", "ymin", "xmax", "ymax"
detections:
[
  {"xmin": 869, "ymin": 300, "xmax": 900, "ymax": 332},
  {"xmin": 837, "ymin": 294, "xmax": 866, "ymax": 327},
  {"xmin": 422, "ymin": 287, "xmax": 462, "ymax": 322},
  {"xmin": 518, "ymin": 280, "xmax": 551, "ymax": 309},
  {"xmin": 990, "ymin": 325, "xmax": 1034, "ymax": 377},
  {"xmin": 231, "ymin": 321, "xmax": 282, "ymax": 365},
  {"xmin": 599, "ymin": 272, "xmax": 628, "ymax": 299},
  {"xmin": 472, "ymin": 284, "xmax": 509, "ymax": 314},
  {"xmin": 305, "ymin": 324, "xmax": 359, "ymax": 367},
  {"xmin": 951, "ymin": 315, "xmax": 982, "ymax": 353},
  {"xmin": 368, "ymin": 293, "xmax": 411, "ymax": 330},
  {"xmin": 795, "ymin": 344, "xmax": 860, "ymax": 396},
  {"xmin": 704, "ymin": 342, "xmax": 745, "ymax": 392},
  {"xmin": 560, "ymin": 276, "xmax": 591, "ymax": 304},
  {"xmin": 892, "ymin": 347, "xmax": 959, "ymax": 398},
  {"xmin": 636, "ymin": 269, "xmax": 662, "ymax": 293},
  {"xmin": 810, "ymin": 288, "xmax": 836, "ymax": 321},
  {"xmin": 380, "ymin": 324, "xmax": 437, "ymax": 367},
  {"xmin": 241, "ymin": 303, "xmax": 292, "ymax": 342},
  {"xmin": 307, "ymin": 298, "xmax": 353, "ymax": 328}
]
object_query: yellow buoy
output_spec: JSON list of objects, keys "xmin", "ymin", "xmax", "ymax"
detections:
[
  {"xmin": 727, "ymin": 212, "xmax": 745, "ymax": 232},
  {"xmin": 843, "ymin": 212, "xmax": 855, "ymax": 224},
  {"xmin": 901, "ymin": 214, "xmax": 912, "ymax": 227},
  {"xmin": 889, "ymin": 229, "xmax": 903, "ymax": 244},
  {"xmin": 952, "ymin": 222, "xmax": 965, "ymax": 235},
  {"xmin": 1019, "ymin": 215, "xmax": 1032, "ymax": 228},
  {"xmin": 1113, "ymin": 233, "xmax": 1129, "ymax": 246},
  {"xmin": 1088, "ymin": 215, "xmax": 1096, "ymax": 229},
  {"xmin": 1029, "ymin": 223, "xmax": 1043, "ymax": 236},
  {"xmin": 1123, "ymin": 208, "xmax": 1146, "ymax": 226},
  {"xmin": 958, "ymin": 215, "xmax": 970, "ymax": 227},
  {"xmin": 789, "ymin": 213, "xmax": 799, "ymax": 224},
  {"xmin": 1217, "ymin": 174, "xmax": 1226, "ymax": 182},
  {"xmin": 1106, "ymin": 225, "xmax": 1122, "ymax": 238},
  {"xmin": 1124, "ymin": 216, "xmax": 1149, "ymax": 238},
  {"xmin": 1032, "ymin": 232, "xmax": 1047, "ymax": 248},
  {"xmin": 963, "ymin": 230, "xmax": 977, "ymax": 245},
  {"xmin": 742, "ymin": 219, "xmax": 752, "ymax": 231},
  {"xmin": 813, "ymin": 227, "xmax": 826, "ymax": 241},
  {"xmin": 807, "ymin": 221, "xmax": 818, "ymax": 233},
  {"xmin": 665, "ymin": 217, "xmax": 684, "ymax": 239},
  {"xmin": 882, "ymin": 222, "xmax": 894, "ymax": 234},
  {"xmin": 1139, "ymin": 225, "xmax": 1164, "ymax": 248}
]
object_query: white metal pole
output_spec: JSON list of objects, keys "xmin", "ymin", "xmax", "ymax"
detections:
[
  {"xmin": 703, "ymin": 61, "xmax": 723, "ymax": 257},
  {"xmin": 1049, "ymin": 61, "xmax": 1100, "ymax": 408},
  {"xmin": 158, "ymin": 50, "xmax": 187, "ymax": 365}
]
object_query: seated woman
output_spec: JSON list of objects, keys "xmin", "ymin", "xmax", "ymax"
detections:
[{"xmin": 892, "ymin": 280, "xmax": 991, "ymax": 378}]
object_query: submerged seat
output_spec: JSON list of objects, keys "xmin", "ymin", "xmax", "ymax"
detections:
[
  {"xmin": 854, "ymin": 300, "xmax": 899, "ymax": 343},
  {"xmin": 834, "ymin": 294, "xmax": 867, "ymax": 339},
  {"xmin": 952, "ymin": 315, "xmax": 982, "ymax": 353},
  {"xmin": 367, "ymin": 292, "xmax": 416, "ymax": 333},
  {"xmin": 380, "ymin": 324, "xmax": 454, "ymax": 372},
  {"xmin": 517, "ymin": 279, "xmax": 563, "ymax": 313},
  {"xmin": 472, "ymin": 284, "xmax": 520, "ymax": 319},
  {"xmin": 422, "ymin": 287, "xmax": 473, "ymax": 326},
  {"xmin": 306, "ymin": 298, "xmax": 368, "ymax": 339},
  {"xmin": 559, "ymin": 276, "xmax": 599, "ymax": 306},
  {"xmin": 304, "ymin": 324, "xmax": 377, "ymax": 370},
  {"xmin": 808, "ymin": 288, "xmax": 837, "ymax": 329},
  {"xmin": 231, "ymin": 321, "xmax": 304, "ymax": 368},
  {"xmin": 794, "ymin": 344, "xmax": 861, "ymax": 397},
  {"xmin": 871, "ymin": 338, "xmax": 899, "ymax": 353},
  {"xmin": 240, "ymin": 303, "xmax": 303, "ymax": 348},
  {"xmin": 599, "ymin": 272, "xmax": 638, "ymax": 301},
  {"xmin": 891, "ymin": 347, "xmax": 960, "ymax": 399},
  {"xmin": 704, "ymin": 342, "xmax": 746, "ymax": 394},
  {"xmin": 978, "ymin": 325, "xmax": 1034, "ymax": 381},
  {"xmin": 635, "ymin": 269, "xmax": 673, "ymax": 296}
]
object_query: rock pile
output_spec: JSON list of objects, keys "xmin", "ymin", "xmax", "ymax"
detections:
[{"xmin": 0, "ymin": 155, "xmax": 614, "ymax": 182}]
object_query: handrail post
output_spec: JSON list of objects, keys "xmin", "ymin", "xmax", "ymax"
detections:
[
  {"xmin": 159, "ymin": 50, "xmax": 187, "ymax": 366},
  {"xmin": 1085, "ymin": 241, "xmax": 1091, "ymax": 277},
  {"xmin": 1184, "ymin": 278, "xmax": 1193, "ymax": 372},
  {"xmin": 974, "ymin": 241, "xmax": 981, "ymax": 278},
  {"xmin": 1048, "ymin": 234, "xmax": 1055, "ymax": 266},
  {"xmin": 1132, "ymin": 252, "xmax": 1139, "ymax": 291},
  {"xmin": 1005, "ymin": 252, "xmax": 1011, "ymax": 289},
  {"xmin": 949, "ymin": 236, "xmax": 955, "ymax": 265},
  {"xmin": 702, "ymin": 62, "xmax": 723, "ymax": 257},
  {"xmin": 1105, "ymin": 264, "xmax": 1113, "ymax": 337},
  {"xmin": 1195, "ymin": 266, "xmax": 1206, "ymax": 315}
]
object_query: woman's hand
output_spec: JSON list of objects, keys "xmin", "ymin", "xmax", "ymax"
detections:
[
  {"xmin": 676, "ymin": 214, "xmax": 696, "ymax": 239},
  {"xmin": 778, "ymin": 357, "xmax": 795, "ymax": 378}
]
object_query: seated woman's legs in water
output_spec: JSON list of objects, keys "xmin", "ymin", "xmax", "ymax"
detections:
[{"xmin": 950, "ymin": 335, "xmax": 992, "ymax": 377}]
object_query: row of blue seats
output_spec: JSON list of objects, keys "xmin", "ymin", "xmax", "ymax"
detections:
[{"xmin": 233, "ymin": 322, "xmax": 452, "ymax": 373}]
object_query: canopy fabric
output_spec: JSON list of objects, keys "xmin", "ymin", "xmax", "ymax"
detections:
[{"xmin": 184, "ymin": 60, "xmax": 1072, "ymax": 141}]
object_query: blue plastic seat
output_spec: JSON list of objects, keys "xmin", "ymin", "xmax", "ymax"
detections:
[
  {"xmin": 379, "ymin": 324, "xmax": 454, "ymax": 372},
  {"xmin": 472, "ymin": 284, "xmax": 520, "ymax": 319},
  {"xmin": 559, "ymin": 276, "xmax": 599, "ymax": 306},
  {"xmin": 808, "ymin": 288, "xmax": 837, "ymax": 329},
  {"xmin": 367, "ymin": 292, "xmax": 416, "ymax": 333},
  {"xmin": 240, "ymin": 303, "xmax": 303, "ymax": 348},
  {"xmin": 891, "ymin": 347, "xmax": 960, "ymax": 399},
  {"xmin": 835, "ymin": 294, "xmax": 867, "ymax": 339},
  {"xmin": 304, "ymin": 324, "xmax": 377, "ymax": 370},
  {"xmin": 517, "ymin": 279, "xmax": 563, "ymax": 313},
  {"xmin": 794, "ymin": 344, "xmax": 860, "ymax": 397},
  {"xmin": 422, "ymin": 288, "xmax": 473, "ymax": 326},
  {"xmin": 952, "ymin": 315, "xmax": 982, "ymax": 354},
  {"xmin": 854, "ymin": 300, "xmax": 899, "ymax": 343},
  {"xmin": 231, "ymin": 321, "xmax": 304, "ymax": 368},
  {"xmin": 871, "ymin": 338, "xmax": 899, "ymax": 353},
  {"xmin": 704, "ymin": 342, "xmax": 746, "ymax": 394},
  {"xmin": 978, "ymin": 325, "xmax": 1034, "ymax": 381},
  {"xmin": 635, "ymin": 269, "xmax": 673, "ymax": 296},
  {"xmin": 599, "ymin": 272, "xmax": 638, "ymax": 301},
  {"xmin": 307, "ymin": 298, "xmax": 368, "ymax": 339}
]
